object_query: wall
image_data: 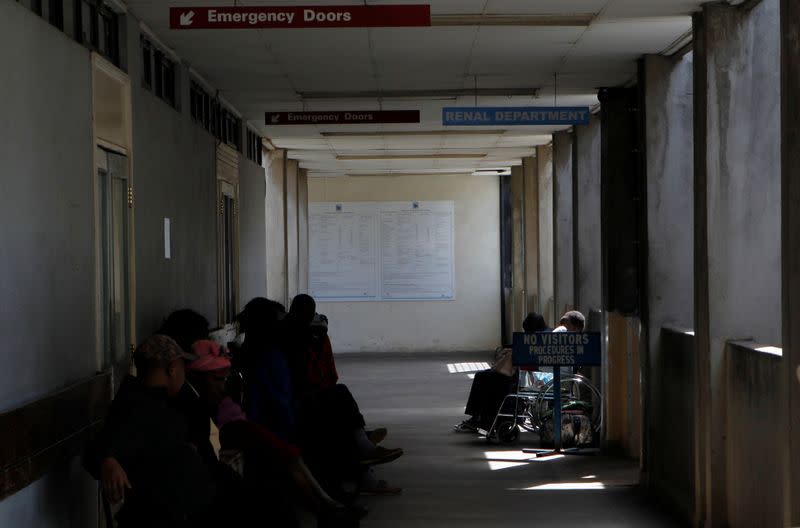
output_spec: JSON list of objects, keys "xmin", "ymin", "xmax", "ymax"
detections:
[
  {"xmin": 266, "ymin": 151, "xmax": 287, "ymax": 305},
  {"xmin": 537, "ymin": 145, "xmax": 555, "ymax": 326},
  {"xmin": 552, "ymin": 131, "xmax": 575, "ymax": 317},
  {"xmin": 0, "ymin": 3, "xmax": 99, "ymax": 526},
  {"xmin": 642, "ymin": 52, "xmax": 695, "ymax": 510},
  {"xmin": 239, "ymin": 158, "xmax": 268, "ymax": 307},
  {"xmin": 704, "ymin": 0, "xmax": 781, "ymax": 348},
  {"xmin": 651, "ymin": 327, "xmax": 696, "ymax": 521},
  {"xmin": 128, "ymin": 15, "xmax": 218, "ymax": 336},
  {"xmin": 309, "ymin": 174, "xmax": 501, "ymax": 353},
  {"xmin": 725, "ymin": 343, "xmax": 784, "ymax": 527},
  {"xmin": 696, "ymin": 2, "xmax": 782, "ymax": 524},
  {"xmin": 574, "ymin": 116, "xmax": 602, "ymax": 313}
]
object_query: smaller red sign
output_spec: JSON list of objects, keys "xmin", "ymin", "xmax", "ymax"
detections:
[
  {"xmin": 170, "ymin": 5, "xmax": 431, "ymax": 30},
  {"xmin": 265, "ymin": 111, "xmax": 420, "ymax": 125}
]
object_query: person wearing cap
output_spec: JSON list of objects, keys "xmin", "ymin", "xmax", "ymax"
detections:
[
  {"xmin": 84, "ymin": 334, "xmax": 227, "ymax": 527},
  {"xmin": 553, "ymin": 310, "xmax": 586, "ymax": 332},
  {"xmin": 548, "ymin": 311, "xmax": 586, "ymax": 378},
  {"xmin": 186, "ymin": 340, "xmax": 364, "ymax": 527}
]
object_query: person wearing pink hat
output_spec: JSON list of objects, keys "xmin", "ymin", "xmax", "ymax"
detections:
[{"xmin": 186, "ymin": 340, "xmax": 364, "ymax": 527}]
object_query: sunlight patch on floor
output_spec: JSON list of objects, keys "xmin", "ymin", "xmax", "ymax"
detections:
[
  {"xmin": 447, "ymin": 362, "xmax": 490, "ymax": 374},
  {"xmin": 523, "ymin": 482, "xmax": 606, "ymax": 490}
]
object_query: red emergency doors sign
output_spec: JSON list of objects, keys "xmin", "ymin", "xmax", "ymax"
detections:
[
  {"xmin": 170, "ymin": 5, "xmax": 431, "ymax": 29},
  {"xmin": 265, "ymin": 111, "xmax": 420, "ymax": 125}
]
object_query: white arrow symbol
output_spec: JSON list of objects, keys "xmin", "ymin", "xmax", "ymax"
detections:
[
  {"xmin": 271, "ymin": 114, "xmax": 280, "ymax": 123},
  {"xmin": 180, "ymin": 11, "xmax": 195, "ymax": 26}
]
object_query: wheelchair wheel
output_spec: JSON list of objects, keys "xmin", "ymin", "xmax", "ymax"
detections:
[{"xmin": 497, "ymin": 421, "xmax": 520, "ymax": 444}]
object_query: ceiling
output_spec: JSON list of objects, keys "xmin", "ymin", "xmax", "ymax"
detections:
[{"xmin": 125, "ymin": 0, "xmax": 703, "ymax": 177}]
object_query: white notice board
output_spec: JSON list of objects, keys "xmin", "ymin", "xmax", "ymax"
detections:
[{"xmin": 309, "ymin": 201, "xmax": 455, "ymax": 301}]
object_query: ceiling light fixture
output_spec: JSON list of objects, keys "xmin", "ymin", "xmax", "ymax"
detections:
[
  {"xmin": 431, "ymin": 13, "xmax": 595, "ymax": 27},
  {"xmin": 300, "ymin": 88, "xmax": 540, "ymax": 100},
  {"xmin": 336, "ymin": 154, "xmax": 486, "ymax": 161},
  {"xmin": 346, "ymin": 171, "xmax": 471, "ymax": 177},
  {"xmin": 321, "ymin": 130, "xmax": 507, "ymax": 138},
  {"xmin": 473, "ymin": 168, "xmax": 511, "ymax": 176}
]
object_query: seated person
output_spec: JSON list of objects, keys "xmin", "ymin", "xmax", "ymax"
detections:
[
  {"xmin": 546, "ymin": 310, "xmax": 586, "ymax": 376},
  {"xmin": 454, "ymin": 312, "xmax": 549, "ymax": 433},
  {"xmin": 553, "ymin": 310, "xmax": 586, "ymax": 332},
  {"xmin": 186, "ymin": 339, "xmax": 364, "ymax": 527},
  {"xmin": 236, "ymin": 297, "xmax": 296, "ymax": 440},
  {"xmin": 238, "ymin": 296, "xmax": 400, "ymax": 502},
  {"xmin": 84, "ymin": 335, "xmax": 238, "ymax": 528},
  {"xmin": 284, "ymin": 295, "xmax": 402, "ymax": 467}
]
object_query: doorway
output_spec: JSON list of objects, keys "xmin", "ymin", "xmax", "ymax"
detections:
[{"xmin": 97, "ymin": 147, "xmax": 131, "ymax": 374}]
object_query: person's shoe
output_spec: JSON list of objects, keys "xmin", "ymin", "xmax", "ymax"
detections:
[
  {"xmin": 359, "ymin": 446, "xmax": 404, "ymax": 466},
  {"xmin": 453, "ymin": 419, "xmax": 479, "ymax": 433},
  {"xmin": 366, "ymin": 427, "xmax": 388, "ymax": 445}
]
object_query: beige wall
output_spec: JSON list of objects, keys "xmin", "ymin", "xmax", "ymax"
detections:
[{"xmin": 309, "ymin": 174, "xmax": 501, "ymax": 353}]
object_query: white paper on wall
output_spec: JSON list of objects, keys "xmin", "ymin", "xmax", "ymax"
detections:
[{"xmin": 309, "ymin": 201, "xmax": 455, "ymax": 302}]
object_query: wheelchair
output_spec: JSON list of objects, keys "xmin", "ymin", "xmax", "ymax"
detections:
[{"xmin": 484, "ymin": 368, "xmax": 602, "ymax": 446}]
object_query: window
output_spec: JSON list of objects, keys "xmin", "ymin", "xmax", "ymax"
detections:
[
  {"xmin": 190, "ymin": 80, "xmax": 242, "ymax": 150},
  {"xmin": 191, "ymin": 80, "xmax": 212, "ymax": 129},
  {"xmin": 141, "ymin": 37, "xmax": 152, "ymax": 89},
  {"xmin": 246, "ymin": 129, "xmax": 263, "ymax": 165},
  {"xmin": 97, "ymin": 148, "xmax": 131, "ymax": 371},
  {"xmin": 75, "ymin": 0, "xmax": 119, "ymax": 65},
  {"xmin": 220, "ymin": 110, "xmax": 242, "ymax": 150},
  {"xmin": 48, "ymin": 0, "xmax": 63, "ymax": 29},
  {"xmin": 17, "ymin": 0, "xmax": 64, "ymax": 29},
  {"xmin": 141, "ymin": 36, "xmax": 179, "ymax": 110}
]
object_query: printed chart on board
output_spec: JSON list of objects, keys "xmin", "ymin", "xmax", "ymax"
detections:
[{"xmin": 309, "ymin": 201, "xmax": 455, "ymax": 302}]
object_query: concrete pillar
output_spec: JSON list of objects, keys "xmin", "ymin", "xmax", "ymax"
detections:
[
  {"xmin": 537, "ymin": 145, "xmax": 555, "ymax": 325},
  {"xmin": 238, "ymin": 156, "xmax": 268, "ymax": 309},
  {"xmin": 641, "ymin": 52, "xmax": 695, "ymax": 516},
  {"xmin": 266, "ymin": 149, "xmax": 287, "ymax": 305},
  {"xmin": 510, "ymin": 164, "xmax": 526, "ymax": 329},
  {"xmin": 574, "ymin": 115, "xmax": 602, "ymax": 314},
  {"xmin": 553, "ymin": 131, "xmax": 575, "ymax": 321},
  {"xmin": 522, "ymin": 156, "xmax": 540, "ymax": 317},
  {"xmin": 781, "ymin": 0, "xmax": 800, "ymax": 523},
  {"xmin": 298, "ymin": 168, "xmax": 309, "ymax": 294},
  {"xmin": 694, "ymin": 2, "xmax": 782, "ymax": 525},
  {"xmin": 286, "ymin": 159, "xmax": 299, "ymax": 302}
]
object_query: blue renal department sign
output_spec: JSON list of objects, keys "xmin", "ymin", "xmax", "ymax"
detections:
[
  {"xmin": 512, "ymin": 332, "xmax": 602, "ymax": 368},
  {"xmin": 442, "ymin": 107, "xmax": 591, "ymax": 126}
]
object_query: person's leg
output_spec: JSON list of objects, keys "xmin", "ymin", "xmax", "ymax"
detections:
[
  {"xmin": 464, "ymin": 369, "xmax": 492, "ymax": 418},
  {"xmin": 475, "ymin": 370, "xmax": 515, "ymax": 430}
]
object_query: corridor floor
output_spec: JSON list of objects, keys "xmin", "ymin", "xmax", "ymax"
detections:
[{"xmin": 336, "ymin": 352, "xmax": 686, "ymax": 528}]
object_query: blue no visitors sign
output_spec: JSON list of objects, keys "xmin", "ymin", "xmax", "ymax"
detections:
[
  {"xmin": 512, "ymin": 332, "xmax": 602, "ymax": 368},
  {"xmin": 442, "ymin": 107, "xmax": 591, "ymax": 126}
]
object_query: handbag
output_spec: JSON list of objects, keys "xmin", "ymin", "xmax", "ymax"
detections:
[{"xmin": 492, "ymin": 347, "xmax": 516, "ymax": 377}]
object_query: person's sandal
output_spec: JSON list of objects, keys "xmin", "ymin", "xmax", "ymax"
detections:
[
  {"xmin": 453, "ymin": 420, "xmax": 478, "ymax": 433},
  {"xmin": 359, "ymin": 446, "xmax": 403, "ymax": 466},
  {"xmin": 359, "ymin": 479, "xmax": 402, "ymax": 496},
  {"xmin": 366, "ymin": 427, "xmax": 388, "ymax": 445}
]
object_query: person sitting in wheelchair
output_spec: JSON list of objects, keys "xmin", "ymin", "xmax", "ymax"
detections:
[{"xmin": 453, "ymin": 312, "xmax": 550, "ymax": 433}]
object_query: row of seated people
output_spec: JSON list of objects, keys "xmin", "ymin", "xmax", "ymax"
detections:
[
  {"xmin": 84, "ymin": 294, "xmax": 401, "ymax": 528},
  {"xmin": 453, "ymin": 310, "xmax": 587, "ymax": 433}
]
